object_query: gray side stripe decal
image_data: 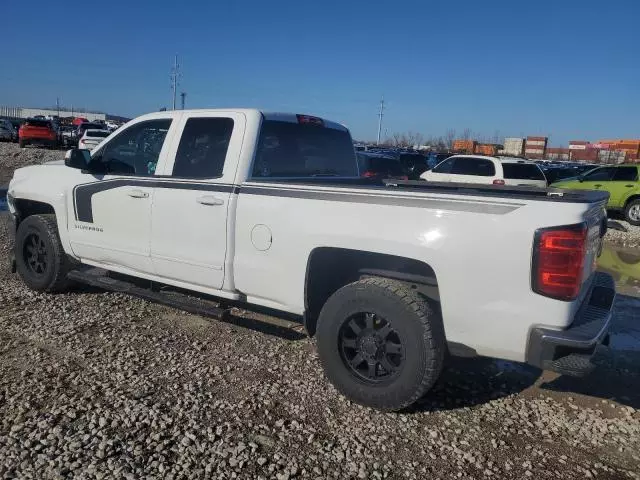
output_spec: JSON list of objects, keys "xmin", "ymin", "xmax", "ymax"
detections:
[
  {"xmin": 74, "ymin": 179, "xmax": 522, "ymax": 224},
  {"xmin": 73, "ymin": 179, "xmax": 236, "ymax": 223},
  {"xmin": 239, "ymin": 186, "xmax": 522, "ymax": 214}
]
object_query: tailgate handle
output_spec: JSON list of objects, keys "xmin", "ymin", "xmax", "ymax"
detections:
[
  {"xmin": 127, "ymin": 189, "xmax": 149, "ymax": 198},
  {"xmin": 197, "ymin": 195, "xmax": 224, "ymax": 206}
]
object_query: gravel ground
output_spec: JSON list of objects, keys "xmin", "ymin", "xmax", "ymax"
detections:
[
  {"xmin": 0, "ymin": 142, "xmax": 65, "ymax": 186},
  {"xmin": 605, "ymin": 221, "xmax": 640, "ymax": 248},
  {"xmin": 1, "ymin": 142, "xmax": 640, "ymax": 479}
]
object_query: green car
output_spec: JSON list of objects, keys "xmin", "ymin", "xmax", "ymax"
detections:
[{"xmin": 552, "ymin": 164, "xmax": 640, "ymax": 225}]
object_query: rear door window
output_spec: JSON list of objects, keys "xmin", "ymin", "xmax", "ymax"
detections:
[
  {"xmin": 172, "ymin": 117, "xmax": 234, "ymax": 178},
  {"xmin": 612, "ymin": 167, "xmax": 638, "ymax": 182},
  {"xmin": 252, "ymin": 120, "xmax": 357, "ymax": 178},
  {"xmin": 502, "ymin": 163, "xmax": 546, "ymax": 180},
  {"xmin": 451, "ymin": 157, "xmax": 495, "ymax": 176}
]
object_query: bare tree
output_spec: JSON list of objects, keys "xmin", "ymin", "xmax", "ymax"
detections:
[{"xmin": 444, "ymin": 129, "xmax": 456, "ymax": 150}]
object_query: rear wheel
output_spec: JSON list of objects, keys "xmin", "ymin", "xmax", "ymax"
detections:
[
  {"xmin": 15, "ymin": 214, "xmax": 72, "ymax": 292},
  {"xmin": 624, "ymin": 199, "xmax": 640, "ymax": 226},
  {"xmin": 18, "ymin": 139, "xmax": 26, "ymax": 148},
  {"xmin": 316, "ymin": 277, "xmax": 445, "ymax": 411}
]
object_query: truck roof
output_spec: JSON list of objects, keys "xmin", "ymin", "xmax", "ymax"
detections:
[{"xmin": 134, "ymin": 109, "xmax": 348, "ymax": 131}]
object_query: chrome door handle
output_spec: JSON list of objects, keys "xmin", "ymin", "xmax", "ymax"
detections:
[
  {"xmin": 128, "ymin": 189, "xmax": 149, "ymax": 198},
  {"xmin": 196, "ymin": 195, "xmax": 224, "ymax": 206}
]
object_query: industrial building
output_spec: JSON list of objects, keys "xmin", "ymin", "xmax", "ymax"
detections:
[{"xmin": 0, "ymin": 106, "xmax": 106, "ymax": 122}]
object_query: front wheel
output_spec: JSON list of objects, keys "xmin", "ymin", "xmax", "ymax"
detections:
[
  {"xmin": 316, "ymin": 277, "xmax": 445, "ymax": 411},
  {"xmin": 624, "ymin": 199, "xmax": 640, "ymax": 226},
  {"xmin": 15, "ymin": 214, "xmax": 73, "ymax": 292}
]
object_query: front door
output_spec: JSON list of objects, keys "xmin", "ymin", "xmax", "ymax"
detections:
[
  {"xmin": 67, "ymin": 117, "xmax": 176, "ymax": 274},
  {"xmin": 575, "ymin": 167, "xmax": 617, "ymax": 206},
  {"xmin": 150, "ymin": 112, "xmax": 245, "ymax": 289}
]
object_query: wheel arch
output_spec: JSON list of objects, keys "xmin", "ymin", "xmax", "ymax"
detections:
[{"xmin": 303, "ymin": 247, "xmax": 440, "ymax": 336}]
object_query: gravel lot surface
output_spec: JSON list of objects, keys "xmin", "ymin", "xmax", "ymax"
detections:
[
  {"xmin": 605, "ymin": 221, "xmax": 640, "ymax": 249},
  {"xmin": 1, "ymin": 142, "xmax": 640, "ymax": 479},
  {"xmin": 0, "ymin": 143, "xmax": 65, "ymax": 186}
]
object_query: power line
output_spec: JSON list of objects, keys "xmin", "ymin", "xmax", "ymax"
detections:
[
  {"xmin": 377, "ymin": 95, "xmax": 385, "ymax": 145},
  {"xmin": 170, "ymin": 55, "xmax": 181, "ymax": 111}
]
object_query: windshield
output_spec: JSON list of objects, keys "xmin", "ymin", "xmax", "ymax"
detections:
[
  {"xmin": 502, "ymin": 163, "xmax": 545, "ymax": 180},
  {"xmin": 252, "ymin": 120, "xmax": 357, "ymax": 177}
]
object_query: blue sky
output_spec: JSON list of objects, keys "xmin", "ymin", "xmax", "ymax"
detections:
[{"xmin": 2, "ymin": 0, "xmax": 639, "ymax": 145}]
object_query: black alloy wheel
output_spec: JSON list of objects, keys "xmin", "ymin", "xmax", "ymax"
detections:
[
  {"xmin": 338, "ymin": 312, "xmax": 405, "ymax": 383},
  {"xmin": 23, "ymin": 232, "xmax": 49, "ymax": 276}
]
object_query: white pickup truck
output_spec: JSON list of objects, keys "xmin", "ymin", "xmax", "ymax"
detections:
[{"xmin": 6, "ymin": 109, "xmax": 615, "ymax": 410}]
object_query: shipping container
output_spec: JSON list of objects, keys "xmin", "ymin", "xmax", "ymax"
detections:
[
  {"xmin": 452, "ymin": 140, "xmax": 477, "ymax": 153},
  {"xmin": 570, "ymin": 148, "xmax": 599, "ymax": 162},
  {"xmin": 474, "ymin": 144, "xmax": 499, "ymax": 156},
  {"xmin": 503, "ymin": 137, "xmax": 524, "ymax": 156}
]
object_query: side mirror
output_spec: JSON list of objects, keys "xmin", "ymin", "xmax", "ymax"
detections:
[
  {"xmin": 578, "ymin": 175, "xmax": 585, "ymax": 183},
  {"xmin": 64, "ymin": 149, "xmax": 91, "ymax": 170}
]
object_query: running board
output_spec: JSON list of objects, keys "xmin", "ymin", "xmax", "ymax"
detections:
[{"xmin": 66, "ymin": 268, "xmax": 306, "ymax": 340}]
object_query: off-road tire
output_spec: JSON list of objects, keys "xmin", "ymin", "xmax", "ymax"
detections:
[
  {"xmin": 316, "ymin": 277, "xmax": 445, "ymax": 411},
  {"xmin": 624, "ymin": 199, "xmax": 640, "ymax": 226},
  {"xmin": 18, "ymin": 139, "xmax": 26, "ymax": 148},
  {"xmin": 15, "ymin": 214, "xmax": 72, "ymax": 292}
]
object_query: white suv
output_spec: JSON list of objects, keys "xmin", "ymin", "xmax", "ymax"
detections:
[{"xmin": 421, "ymin": 155, "xmax": 547, "ymax": 187}]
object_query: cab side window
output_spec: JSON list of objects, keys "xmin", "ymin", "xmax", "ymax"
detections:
[
  {"xmin": 89, "ymin": 119, "xmax": 172, "ymax": 176},
  {"xmin": 172, "ymin": 118, "xmax": 234, "ymax": 178}
]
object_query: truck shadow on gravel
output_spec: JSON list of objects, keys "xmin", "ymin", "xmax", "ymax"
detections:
[{"xmin": 412, "ymin": 294, "xmax": 640, "ymax": 413}]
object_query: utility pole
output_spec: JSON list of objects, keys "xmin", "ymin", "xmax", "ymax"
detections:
[
  {"xmin": 180, "ymin": 92, "xmax": 186, "ymax": 110},
  {"xmin": 377, "ymin": 95, "xmax": 385, "ymax": 145},
  {"xmin": 56, "ymin": 97, "xmax": 60, "ymax": 117},
  {"xmin": 170, "ymin": 54, "xmax": 181, "ymax": 110}
]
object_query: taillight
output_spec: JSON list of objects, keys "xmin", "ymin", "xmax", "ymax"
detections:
[
  {"xmin": 532, "ymin": 224, "xmax": 587, "ymax": 301},
  {"xmin": 362, "ymin": 171, "xmax": 377, "ymax": 178},
  {"xmin": 493, "ymin": 179, "xmax": 505, "ymax": 185}
]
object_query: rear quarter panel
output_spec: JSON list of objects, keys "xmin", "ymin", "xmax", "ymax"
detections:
[{"xmin": 233, "ymin": 183, "xmax": 601, "ymax": 362}]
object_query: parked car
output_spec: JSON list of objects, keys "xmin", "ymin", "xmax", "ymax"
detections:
[
  {"xmin": 78, "ymin": 129, "xmax": 110, "ymax": 151},
  {"xmin": 357, "ymin": 152, "xmax": 407, "ymax": 180},
  {"xmin": 0, "ymin": 119, "xmax": 17, "ymax": 142},
  {"xmin": 7, "ymin": 109, "xmax": 613, "ymax": 411},
  {"xmin": 76, "ymin": 122, "xmax": 108, "ymax": 140},
  {"xmin": 552, "ymin": 164, "xmax": 640, "ymax": 225},
  {"xmin": 18, "ymin": 118, "xmax": 58, "ymax": 148},
  {"xmin": 421, "ymin": 155, "xmax": 547, "ymax": 187}
]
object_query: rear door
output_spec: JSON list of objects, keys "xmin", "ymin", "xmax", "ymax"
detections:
[
  {"xmin": 150, "ymin": 111, "xmax": 245, "ymax": 289},
  {"xmin": 608, "ymin": 166, "xmax": 639, "ymax": 207}
]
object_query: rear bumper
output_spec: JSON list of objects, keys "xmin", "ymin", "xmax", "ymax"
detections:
[
  {"xmin": 525, "ymin": 272, "xmax": 615, "ymax": 377},
  {"xmin": 20, "ymin": 137, "xmax": 57, "ymax": 146}
]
